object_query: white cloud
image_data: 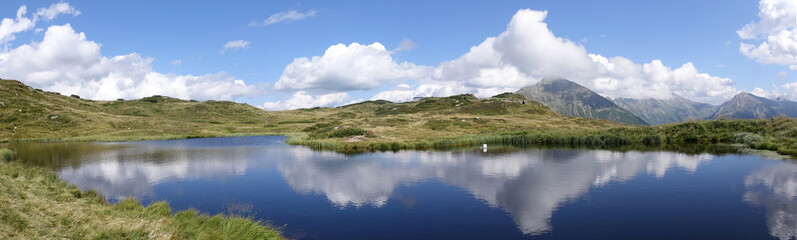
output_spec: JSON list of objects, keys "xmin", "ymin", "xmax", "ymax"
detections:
[
  {"xmin": 250, "ymin": 9, "xmax": 317, "ymax": 26},
  {"xmin": 1, "ymin": 3, "xmax": 79, "ymax": 45},
  {"xmin": 779, "ymin": 71, "xmax": 788, "ymax": 78},
  {"xmin": 274, "ymin": 8, "xmax": 741, "ymax": 108},
  {"xmin": 427, "ymin": 9, "xmax": 738, "ymax": 104},
  {"xmin": 33, "ymin": 2, "xmax": 80, "ymax": 22},
  {"xmin": 220, "ymin": 40, "xmax": 250, "ymax": 54},
  {"xmin": 394, "ymin": 38, "xmax": 417, "ymax": 51},
  {"xmin": 738, "ymin": 0, "xmax": 797, "ymax": 69},
  {"xmin": 262, "ymin": 91, "xmax": 349, "ymax": 110},
  {"xmin": 169, "ymin": 59, "xmax": 181, "ymax": 66},
  {"xmin": 751, "ymin": 87, "xmax": 780, "ymax": 99},
  {"xmin": 274, "ymin": 42, "xmax": 431, "ymax": 92},
  {"xmin": 370, "ymin": 82, "xmax": 514, "ymax": 102},
  {"xmin": 737, "ymin": 0, "xmax": 796, "ymax": 39},
  {"xmin": 0, "ymin": 24, "xmax": 257, "ymax": 101}
]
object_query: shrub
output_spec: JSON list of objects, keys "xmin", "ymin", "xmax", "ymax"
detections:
[
  {"xmin": 0, "ymin": 148, "xmax": 14, "ymax": 161},
  {"xmin": 70, "ymin": 94, "xmax": 81, "ymax": 99},
  {"xmin": 328, "ymin": 128, "xmax": 368, "ymax": 138},
  {"xmin": 730, "ymin": 132, "xmax": 762, "ymax": 144},
  {"xmin": 141, "ymin": 95, "xmax": 164, "ymax": 103}
]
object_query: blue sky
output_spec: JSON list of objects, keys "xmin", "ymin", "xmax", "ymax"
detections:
[{"xmin": 0, "ymin": 0, "xmax": 795, "ymax": 108}]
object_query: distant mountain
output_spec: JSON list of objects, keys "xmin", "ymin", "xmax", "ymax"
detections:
[
  {"xmin": 515, "ymin": 78, "xmax": 648, "ymax": 125},
  {"xmin": 614, "ymin": 94, "xmax": 717, "ymax": 125},
  {"xmin": 710, "ymin": 92, "xmax": 797, "ymax": 119}
]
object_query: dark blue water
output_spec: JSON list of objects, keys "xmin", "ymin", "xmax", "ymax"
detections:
[{"xmin": 14, "ymin": 136, "xmax": 797, "ymax": 239}]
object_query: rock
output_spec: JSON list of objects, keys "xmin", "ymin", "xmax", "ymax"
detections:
[{"xmin": 345, "ymin": 135, "xmax": 366, "ymax": 143}]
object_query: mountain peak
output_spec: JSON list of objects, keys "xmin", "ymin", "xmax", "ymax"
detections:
[
  {"xmin": 711, "ymin": 91, "xmax": 797, "ymax": 119},
  {"xmin": 516, "ymin": 79, "xmax": 648, "ymax": 125}
]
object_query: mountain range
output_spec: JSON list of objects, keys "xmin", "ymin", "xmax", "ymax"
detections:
[
  {"xmin": 614, "ymin": 94, "xmax": 717, "ymax": 125},
  {"xmin": 515, "ymin": 78, "xmax": 648, "ymax": 125},
  {"xmin": 515, "ymin": 78, "xmax": 797, "ymax": 125},
  {"xmin": 711, "ymin": 92, "xmax": 797, "ymax": 119}
]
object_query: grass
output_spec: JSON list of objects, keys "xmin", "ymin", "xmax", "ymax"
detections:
[
  {"xmin": 0, "ymin": 148, "xmax": 13, "ymax": 161},
  {"xmin": 0, "ymin": 148, "xmax": 283, "ymax": 240},
  {"xmin": 3, "ymin": 78, "xmax": 797, "ymax": 156}
]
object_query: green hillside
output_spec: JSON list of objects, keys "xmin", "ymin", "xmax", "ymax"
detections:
[
  {"xmin": 0, "ymin": 79, "xmax": 276, "ymax": 141},
  {"xmin": 3, "ymin": 78, "xmax": 797, "ymax": 156}
]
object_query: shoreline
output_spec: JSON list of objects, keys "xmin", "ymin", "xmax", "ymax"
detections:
[
  {"xmin": 6, "ymin": 120, "xmax": 795, "ymax": 159},
  {"xmin": 0, "ymin": 147, "xmax": 283, "ymax": 239}
]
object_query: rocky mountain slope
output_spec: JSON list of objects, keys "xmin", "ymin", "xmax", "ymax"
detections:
[
  {"xmin": 515, "ymin": 78, "xmax": 648, "ymax": 125},
  {"xmin": 614, "ymin": 94, "xmax": 717, "ymax": 125}
]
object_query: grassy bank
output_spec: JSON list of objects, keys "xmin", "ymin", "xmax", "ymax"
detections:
[
  {"xmin": 0, "ymin": 148, "xmax": 282, "ymax": 240},
  {"xmin": 288, "ymin": 118, "xmax": 797, "ymax": 157}
]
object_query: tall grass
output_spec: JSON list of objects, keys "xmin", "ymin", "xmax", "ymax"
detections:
[{"xmin": 0, "ymin": 153, "xmax": 282, "ymax": 239}]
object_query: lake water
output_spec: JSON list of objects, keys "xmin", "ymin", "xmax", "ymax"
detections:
[{"xmin": 12, "ymin": 136, "xmax": 797, "ymax": 239}]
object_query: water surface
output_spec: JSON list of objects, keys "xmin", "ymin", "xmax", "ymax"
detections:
[{"xmin": 13, "ymin": 136, "xmax": 797, "ymax": 239}]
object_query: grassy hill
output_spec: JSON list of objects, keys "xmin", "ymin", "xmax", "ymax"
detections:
[
  {"xmin": 3, "ymin": 78, "xmax": 797, "ymax": 156},
  {"xmin": 0, "ymin": 78, "xmax": 623, "ymax": 143},
  {"xmin": 0, "ymin": 79, "xmax": 277, "ymax": 141},
  {"xmin": 280, "ymin": 93, "xmax": 623, "ymax": 150}
]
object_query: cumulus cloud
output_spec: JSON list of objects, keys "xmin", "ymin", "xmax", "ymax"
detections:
[
  {"xmin": 425, "ymin": 9, "xmax": 739, "ymax": 104},
  {"xmin": 220, "ymin": 40, "xmax": 250, "ymax": 54},
  {"xmin": 250, "ymin": 9, "xmax": 317, "ymax": 26},
  {"xmin": 738, "ymin": 0, "xmax": 797, "ymax": 69},
  {"xmin": 169, "ymin": 59, "xmax": 181, "ymax": 66},
  {"xmin": 274, "ymin": 42, "xmax": 431, "ymax": 92},
  {"xmin": 262, "ymin": 91, "xmax": 349, "ymax": 110},
  {"xmin": 271, "ymin": 8, "xmax": 742, "ymax": 109},
  {"xmin": 1, "ymin": 3, "xmax": 78, "ymax": 45},
  {"xmin": 0, "ymin": 24, "xmax": 257, "ymax": 100},
  {"xmin": 738, "ymin": 0, "xmax": 796, "ymax": 39}
]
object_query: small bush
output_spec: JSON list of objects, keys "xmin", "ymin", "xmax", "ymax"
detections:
[
  {"xmin": 141, "ymin": 95, "xmax": 164, "ymax": 103},
  {"xmin": 70, "ymin": 94, "xmax": 81, "ymax": 99},
  {"xmin": 0, "ymin": 148, "xmax": 14, "ymax": 161},
  {"xmin": 731, "ymin": 132, "xmax": 762, "ymax": 144},
  {"xmin": 328, "ymin": 128, "xmax": 368, "ymax": 138}
]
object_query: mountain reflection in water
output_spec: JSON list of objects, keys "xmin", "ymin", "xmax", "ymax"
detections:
[{"xmin": 12, "ymin": 136, "xmax": 796, "ymax": 239}]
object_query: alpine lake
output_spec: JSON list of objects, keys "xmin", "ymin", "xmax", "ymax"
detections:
[{"xmin": 11, "ymin": 136, "xmax": 797, "ymax": 239}]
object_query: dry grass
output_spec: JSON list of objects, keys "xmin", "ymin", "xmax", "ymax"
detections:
[{"xmin": 0, "ymin": 149, "xmax": 282, "ymax": 240}]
